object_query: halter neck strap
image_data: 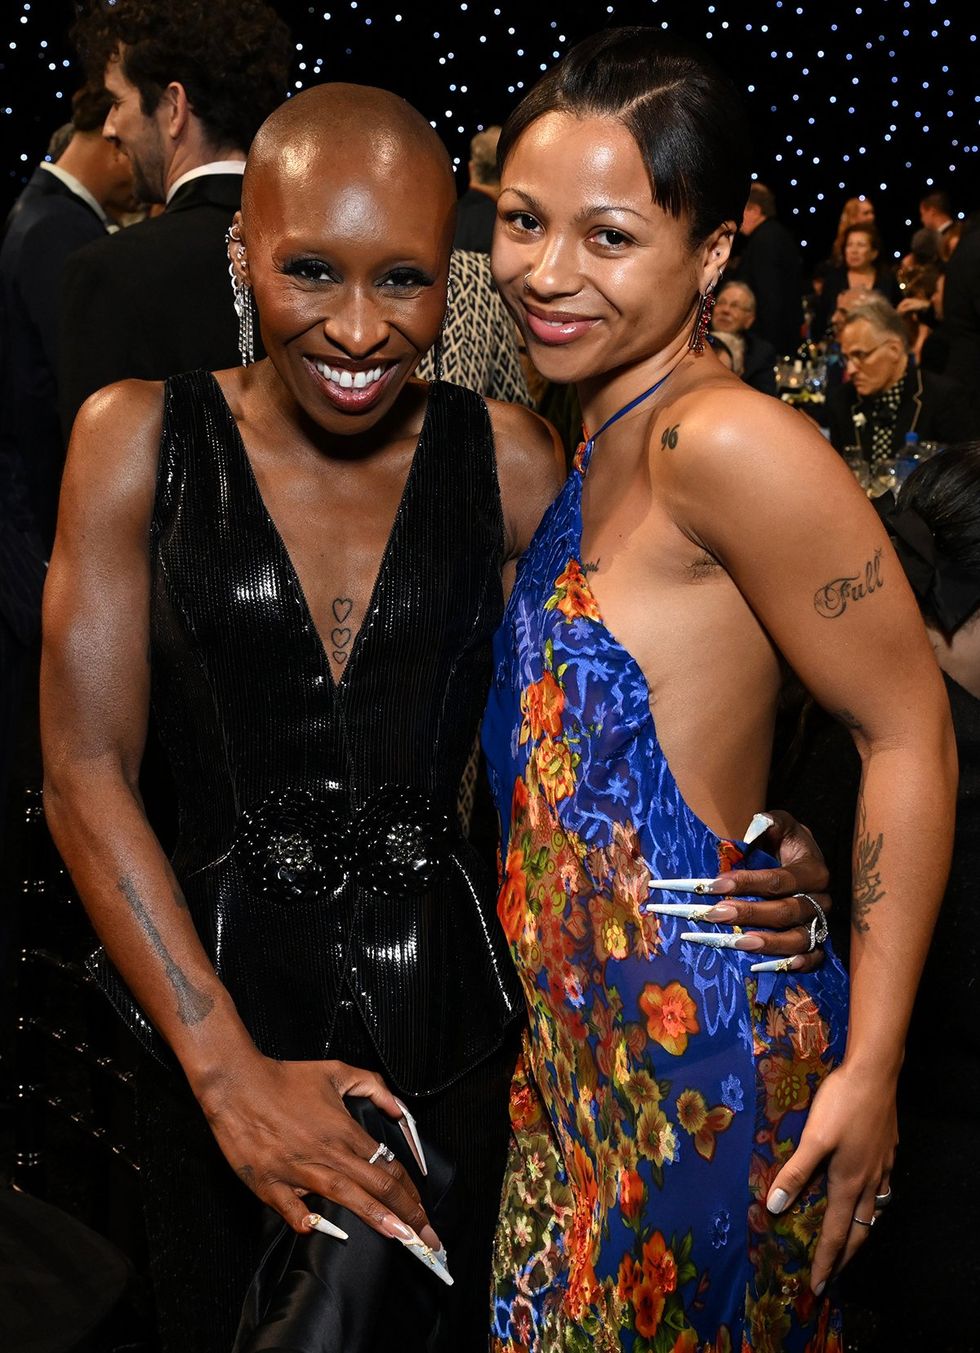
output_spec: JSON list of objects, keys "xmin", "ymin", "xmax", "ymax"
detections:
[{"xmin": 577, "ymin": 367, "xmax": 676, "ymax": 474}]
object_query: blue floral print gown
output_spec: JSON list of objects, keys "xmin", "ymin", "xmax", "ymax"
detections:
[{"xmin": 482, "ymin": 384, "xmax": 850, "ymax": 1353}]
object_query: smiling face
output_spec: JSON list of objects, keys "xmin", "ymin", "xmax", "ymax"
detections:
[
  {"xmin": 103, "ymin": 52, "xmax": 169, "ymax": 204},
  {"xmin": 844, "ymin": 228, "xmax": 877, "ymax": 272},
  {"xmin": 492, "ymin": 112, "xmax": 727, "ymax": 388},
  {"xmin": 240, "ymin": 112, "xmax": 454, "ymax": 434}
]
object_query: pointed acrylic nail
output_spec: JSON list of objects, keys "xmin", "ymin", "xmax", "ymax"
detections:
[
  {"xmin": 304, "ymin": 1212, "xmax": 349, "ymax": 1241},
  {"xmin": 743, "ymin": 812, "xmax": 774, "ymax": 845},
  {"xmin": 393, "ymin": 1096, "xmax": 427, "ymax": 1176},
  {"xmin": 647, "ymin": 878, "xmax": 719, "ymax": 895},
  {"xmin": 382, "ymin": 1216, "xmax": 453, "ymax": 1285},
  {"xmin": 750, "ymin": 956, "xmax": 803, "ymax": 973},
  {"xmin": 679, "ymin": 931, "xmax": 744, "ymax": 949},
  {"xmin": 644, "ymin": 900, "xmax": 738, "ymax": 922},
  {"xmin": 642, "ymin": 901, "xmax": 716, "ymax": 920}
]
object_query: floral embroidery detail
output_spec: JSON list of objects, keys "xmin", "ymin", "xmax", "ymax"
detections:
[{"xmin": 544, "ymin": 558, "xmax": 602, "ymax": 622}]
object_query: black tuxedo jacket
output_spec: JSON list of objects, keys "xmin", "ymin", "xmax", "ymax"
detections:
[
  {"xmin": 827, "ymin": 364, "xmax": 978, "ymax": 457},
  {"xmin": 736, "ymin": 216, "xmax": 804, "ymax": 358},
  {"xmin": 741, "ymin": 328, "xmax": 778, "ymax": 396},
  {"xmin": 1, "ymin": 167, "xmax": 108, "ymax": 554},
  {"xmin": 58, "ymin": 173, "xmax": 247, "ymax": 435}
]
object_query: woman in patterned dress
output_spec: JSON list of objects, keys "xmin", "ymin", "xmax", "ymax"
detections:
[{"xmin": 482, "ymin": 29, "xmax": 955, "ymax": 1352}]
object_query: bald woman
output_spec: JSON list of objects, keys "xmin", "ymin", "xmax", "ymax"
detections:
[{"xmin": 42, "ymin": 84, "xmax": 837, "ymax": 1350}]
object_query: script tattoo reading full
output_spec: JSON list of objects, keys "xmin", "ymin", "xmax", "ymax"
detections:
[{"xmin": 813, "ymin": 548, "xmax": 884, "ymax": 619}]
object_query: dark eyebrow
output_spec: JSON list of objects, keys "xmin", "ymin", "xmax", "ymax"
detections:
[
  {"xmin": 497, "ymin": 187, "xmax": 648, "ymax": 225},
  {"xmin": 576, "ymin": 203, "xmax": 648, "ymax": 223}
]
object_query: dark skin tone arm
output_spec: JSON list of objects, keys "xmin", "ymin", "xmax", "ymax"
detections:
[{"xmin": 41, "ymin": 380, "xmax": 435, "ymax": 1246}]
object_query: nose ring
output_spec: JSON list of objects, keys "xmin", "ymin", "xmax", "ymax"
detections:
[{"xmin": 523, "ymin": 272, "xmax": 532, "ymax": 292}]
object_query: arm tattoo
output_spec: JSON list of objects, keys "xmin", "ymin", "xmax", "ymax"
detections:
[
  {"xmin": 814, "ymin": 548, "xmax": 884, "ymax": 619},
  {"xmin": 852, "ymin": 800, "xmax": 885, "ymax": 934},
  {"xmin": 581, "ymin": 559, "xmax": 600, "ymax": 575},
  {"xmin": 331, "ymin": 597, "xmax": 353, "ymax": 665},
  {"xmin": 660, "ymin": 423, "xmax": 680, "ymax": 450},
  {"xmin": 116, "ymin": 875, "xmax": 214, "ymax": 1025}
]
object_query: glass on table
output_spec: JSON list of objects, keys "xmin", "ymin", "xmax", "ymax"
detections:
[
  {"xmin": 843, "ymin": 449, "xmax": 871, "ymax": 491},
  {"xmin": 868, "ymin": 458, "xmax": 898, "ymax": 498}
]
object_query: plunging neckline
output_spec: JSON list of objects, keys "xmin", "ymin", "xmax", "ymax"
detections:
[{"xmin": 208, "ymin": 371, "xmax": 434, "ymax": 692}]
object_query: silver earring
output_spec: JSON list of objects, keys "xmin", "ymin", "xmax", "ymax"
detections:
[{"xmin": 226, "ymin": 227, "xmax": 255, "ymax": 366}]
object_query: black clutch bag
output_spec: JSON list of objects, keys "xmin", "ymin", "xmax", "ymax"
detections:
[{"xmin": 233, "ymin": 1096, "xmax": 459, "ymax": 1353}]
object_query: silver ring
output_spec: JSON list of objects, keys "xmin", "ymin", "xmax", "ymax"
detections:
[
  {"xmin": 795, "ymin": 892, "xmax": 829, "ymax": 949},
  {"xmin": 875, "ymin": 1189, "xmax": 893, "ymax": 1207},
  {"xmin": 523, "ymin": 271, "xmax": 532, "ymax": 292},
  {"xmin": 368, "ymin": 1143, "xmax": 395, "ymax": 1166},
  {"xmin": 852, "ymin": 1213, "xmax": 876, "ymax": 1228}
]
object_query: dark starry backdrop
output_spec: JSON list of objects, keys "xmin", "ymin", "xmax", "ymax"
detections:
[{"xmin": 1, "ymin": 0, "xmax": 977, "ymax": 271}]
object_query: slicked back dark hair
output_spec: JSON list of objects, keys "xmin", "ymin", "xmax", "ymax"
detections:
[
  {"xmin": 72, "ymin": 0, "xmax": 292, "ymax": 153},
  {"xmin": 497, "ymin": 27, "xmax": 751, "ymax": 245}
]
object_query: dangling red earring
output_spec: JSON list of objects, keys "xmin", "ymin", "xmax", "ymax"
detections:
[{"xmin": 689, "ymin": 285, "xmax": 717, "ymax": 353}]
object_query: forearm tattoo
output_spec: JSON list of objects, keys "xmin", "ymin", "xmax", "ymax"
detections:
[
  {"xmin": 852, "ymin": 800, "xmax": 885, "ymax": 934},
  {"xmin": 331, "ymin": 597, "xmax": 353, "ymax": 665},
  {"xmin": 814, "ymin": 548, "xmax": 884, "ymax": 619},
  {"xmin": 117, "ymin": 874, "xmax": 214, "ymax": 1025}
]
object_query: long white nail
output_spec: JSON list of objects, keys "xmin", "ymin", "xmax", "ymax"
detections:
[
  {"xmin": 767, "ymin": 1188, "xmax": 791, "ymax": 1215},
  {"xmin": 680, "ymin": 931, "xmax": 744, "ymax": 949},
  {"xmin": 744, "ymin": 813, "xmax": 774, "ymax": 845},
  {"xmin": 750, "ymin": 956, "xmax": 802, "ymax": 973},
  {"xmin": 642, "ymin": 901, "xmax": 716, "ymax": 919},
  {"xmin": 304, "ymin": 1212, "xmax": 349, "ymax": 1241},
  {"xmin": 393, "ymin": 1096, "xmax": 427, "ymax": 1176},
  {"xmin": 382, "ymin": 1217, "xmax": 453, "ymax": 1285},
  {"xmin": 648, "ymin": 878, "xmax": 718, "ymax": 894}
]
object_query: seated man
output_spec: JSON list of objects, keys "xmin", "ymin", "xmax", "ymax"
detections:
[
  {"xmin": 711, "ymin": 280, "xmax": 777, "ymax": 395},
  {"xmin": 827, "ymin": 296, "xmax": 976, "ymax": 462}
]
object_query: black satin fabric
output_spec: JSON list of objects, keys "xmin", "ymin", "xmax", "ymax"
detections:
[
  {"xmin": 234, "ymin": 1097, "xmax": 458, "ymax": 1353},
  {"xmin": 95, "ymin": 371, "xmax": 523, "ymax": 1094}
]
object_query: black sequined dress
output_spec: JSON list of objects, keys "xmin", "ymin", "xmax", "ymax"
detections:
[
  {"xmin": 103, "ymin": 370, "xmax": 522, "ymax": 1094},
  {"xmin": 106, "ymin": 372, "xmax": 524, "ymax": 1353}
]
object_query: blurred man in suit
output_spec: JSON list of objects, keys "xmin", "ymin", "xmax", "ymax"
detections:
[
  {"xmin": 1, "ymin": 84, "xmax": 133, "ymax": 550},
  {"xmin": 827, "ymin": 297, "xmax": 976, "ymax": 462},
  {"xmin": 453, "ymin": 126, "xmax": 501, "ymax": 254},
  {"xmin": 736, "ymin": 182, "xmax": 804, "ymax": 358},
  {"xmin": 59, "ymin": 0, "xmax": 291, "ymax": 435},
  {"xmin": 710, "ymin": 280, "xmax": 778, "ymax": 395}
]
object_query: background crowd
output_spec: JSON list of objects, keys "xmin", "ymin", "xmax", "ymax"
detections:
[{"xmin": 1, "ymin": 2, "xmax": 979, "ymax": 1352}]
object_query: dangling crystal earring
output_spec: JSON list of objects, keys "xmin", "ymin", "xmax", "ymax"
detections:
[
  {"xmin": 226, "ymin": 226, "xmax": 255, "ymax": 366},
  {"xmin": 689, "ymin": 282, "xmax": 717, "ymax": 354},
  {"xmin": 432, "ymin": 333, "xmax": 445, "ymax": 383}
]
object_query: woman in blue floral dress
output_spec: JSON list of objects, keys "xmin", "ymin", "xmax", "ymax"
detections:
[{"xmin": 482, "ymin": 29, "xmax": 955, "ymax": 1352}]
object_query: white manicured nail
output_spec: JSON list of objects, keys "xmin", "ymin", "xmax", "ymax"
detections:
[
  {"xmin": 304, "ymin": 1212, "xmax": 349, "ymax": 1241},
  {"xmin": 393, "ymin": 1096, "xmax": 427, "ymax": 1176},
  {"xmin": 680, "ymin": 931, "xmax": 744, "ymax": 949},
  {"xmin": 767, "ymin": 1188, "xmax": 791, "ymax": 1215},
  {"xmin": 750, "ymin": 957, "xmax": 802, "ymax": 973},
  {"xmin": 744, "ymin": 813, "xmax": 774, "ymax": 844},
  {"xmin": 648, "ymin": 878, "xmax": 718, "ymax": 894}
]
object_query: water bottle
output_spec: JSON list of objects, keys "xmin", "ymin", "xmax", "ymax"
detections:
[{"xmin": 895, "ymin": 431, "xmax": 920, "ymax": 488}]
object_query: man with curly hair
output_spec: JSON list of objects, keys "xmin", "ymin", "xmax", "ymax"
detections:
[{"xmin": 58, "ymin": 0, "xmax": 291, "ymax": 434}]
